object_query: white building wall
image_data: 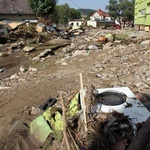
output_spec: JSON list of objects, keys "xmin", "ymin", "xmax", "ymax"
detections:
[
  {"xmin": 90, "ymin": 12, "xmax": 102, "ymax": 20},
  {"xmin": 87, "ymin": 20, "xmax": 97, "ymax": 27},
  {"xmin": 68, "ymin": 21, "xmax": 83, "ymax": 27},
  {"xmin": 105, "ymin": 16, "xmax": 111, "ymax": 21}
]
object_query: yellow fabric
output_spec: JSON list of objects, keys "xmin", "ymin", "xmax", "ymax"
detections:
[
  {"xmin": 43, "ymin": 108, "xmax": 63, "ymax": 131},
  {"xmin": 68, "ymin": 93, "xmax": 79, "ymax": 117}
]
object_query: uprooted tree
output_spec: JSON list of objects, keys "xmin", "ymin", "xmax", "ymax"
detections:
[{"xmin": 28, "ymin": 0, "xmax": 58, "ymax": 20}]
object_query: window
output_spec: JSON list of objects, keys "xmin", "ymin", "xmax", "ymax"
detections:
[
  {"xmin": 139, "ymin": 9, "xmax": 146, "ymax": 16},
  {"xmin": 141, "ymin": 9, "xmax": 146, "ymax": 15}
]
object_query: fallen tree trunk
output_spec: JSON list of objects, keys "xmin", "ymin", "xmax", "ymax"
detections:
[{"xmin": 127, "ymin": 117, "xmax": 150, "ymax": 150}]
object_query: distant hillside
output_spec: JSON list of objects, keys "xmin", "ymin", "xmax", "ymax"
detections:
[{"xmin": 78, "ymin": 9, "xmax": 96, "ymax": 17}]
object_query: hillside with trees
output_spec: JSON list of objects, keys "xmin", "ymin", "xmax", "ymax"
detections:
[{"xmin": 78, "ymin": 9, "xmax": 96, "ymax": 17}]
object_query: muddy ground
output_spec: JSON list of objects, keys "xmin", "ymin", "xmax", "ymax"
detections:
[{"xmin": 0, "ymin": 28, "xmax": 150, "ymax": 148}]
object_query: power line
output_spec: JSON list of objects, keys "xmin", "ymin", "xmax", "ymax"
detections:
[{"xmin": 68, "ymin": 0, "xmax": 81, "ymax": 9}]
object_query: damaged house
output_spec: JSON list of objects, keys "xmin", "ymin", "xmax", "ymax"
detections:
[{"xmin": 0, "ymin": 0, "xmax": 36, "ymax": 21}]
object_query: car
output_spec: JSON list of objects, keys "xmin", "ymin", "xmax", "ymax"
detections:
[{"xmin": 114, "ymin": 24, "xmax": 121, "ymax": 29}]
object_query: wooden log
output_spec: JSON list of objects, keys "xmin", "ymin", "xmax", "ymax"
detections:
[
  {"xmin": 80, "ymin": 73, "xmax": 87, "ymax": 132},
  {"xmin": 60, "ymin": 93, "xmax": 71, "ymax": 150},
  {"xmin": 127, "ymin": 117, "xmax": 150, "ymax": 150}
]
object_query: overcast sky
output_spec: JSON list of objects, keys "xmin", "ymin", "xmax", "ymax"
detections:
[{"xmin": 58, "ymin": 0, "xmax": 109, "ymax": 11}]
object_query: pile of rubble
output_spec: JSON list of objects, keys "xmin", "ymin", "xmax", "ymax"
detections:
[
  {"xmin": 0, "ymin": 21, "xmax": 150, "ymax": 150},
  {"xmin": 0, "ymin": 85, "xmax": 150, "ymax": 150}
]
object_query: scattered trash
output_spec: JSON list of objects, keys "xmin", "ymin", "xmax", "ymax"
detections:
[
  {"xmin": 30, "ymin": 115, "xmax": 53, "ymax": 143},
  {"xmin": 36, "ymin": 23, "xmax": 46, "ymax": 33},
  {"xmin": 1, "ymin": 85, "xmax": 150, "ymax": 149},
  {"xmin": 39, "ymin": 98, "xmax": 57, "ymax": 111},
  {"xmin": 98, "ymin": 35, "xmax": 108, "ymax": 43}
]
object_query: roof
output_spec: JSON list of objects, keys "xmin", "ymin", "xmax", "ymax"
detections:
[
  {"xmin": 94, "ymin": 9, "xmax": 110, "ymax": 17},
  {"xmin": 0, "ymin": 0, "xmax": 32, "ymax": 14}
]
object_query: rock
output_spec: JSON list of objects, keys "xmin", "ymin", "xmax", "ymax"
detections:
[
  {"xmin": 78, "ymin": 45, "xmax": 87, "ymax": 50},
  {"xmin": 30, "ymin": 106, "xmax": 40, "ymax": 115},
  {"xmin": 24, "ymin": 106, "xmax": 29, "ymax": 110},
  {"xmin": 135, "ymin": 82, "xmax": 142, "ymax": 88},
  {"xmin": 95, "ymin": 64, "xmax": 103, "ymax": 68},
  {"xmin": 23, "ymin": 46, "xmax": 35, "ymax": 53},
  {"xmin": 33, "ymin": 49, "xmax": 53, "ymax": 61},
  {"xmin": 129, "ymin": 33, "xmax": 138, "ymax": 38},
  {"xmin": 108, "ymin": 74, "xmax": 116, "ymax": 78},
  {"xmin": 72, "ymin": 50, "xmax": 89, "ymax": 57},
  {"xmin": 10, "ymin": 43, "xmax": 18, "ymax": 49},
  {"xmin": 140, "ymin": 40, "xmax": 150, "ymax": 45},
  {"xmin": 88, "ymin": 45, "xmax": 98, "ymax": 50},
  {"xmin": 122, "ymin": 56, "xmax": 129, "ymax": 61},
  {"xmin": 18, "ymin": 41, "xmax": 26, "ymax": 46},
  {"xmin": 103, "ymin": 42, "xmax": 112, "ymax": 50},
  {"xmin": 10, "ymin": 73, "xmax": 18, "ymax": 79},
  {"xmin": 110, "ymin": 67, "xmax": 117, "ymax": 71},
  {"xmin": 0, "ymin": 52, "xmax": 3, "ymax": 57},
  {"xmin": 0, "ymin": 44, "xmax": 3, "ymax": 48},
  {"xmin": 20, "ymin": 66, "xmax": 26, "ymax": 73},
  {"xmin": 61, "ymin": 62, "xmax": 68, "ymax": 66},
  {"xmin": 28, "ymin": 67, "xmax": 37, "ymax": 72},
  {"xmin": 62, "ymin": 47, "xmax": 68, "ymax": 53},
  {"xmin": 102, "ymin": 73, "xmax": 108, "ymax": 78},
  {"xmin": 38, "ymin": 49, "xmax": 53, "ymax": 58},
  {"xmin": 85, "ymin": 37, "xmax": 93, "ymax": 41},
  {"xmin": 69, "ymin": 44, "xmax": 76, "ymax": 50},
  {"xmin": 96, "ymin": 74, "xmax": 102, "ymax": 78},
  {"xmin": 102, "ymin": 59, "xmax": 109, "ymax": 64}
]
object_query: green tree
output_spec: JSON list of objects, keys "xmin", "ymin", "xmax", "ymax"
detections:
[
  {"xmin": 119, "ymin": 0, "xmax": 135, "ymax": 21},
  {"xmin": 106, "ymin": 0, "xmax": 120, "ymax": 18},
  {"xmin": 69, "ymin": 8, "xmax": 81, "ymax": 19},
  {"xmin": 28, "ymin": 0, "xmax": 58, "ymax": 19},
  {"xmin": 106, "ymin": 0, "xmax": 135, "ymax": 22},
  {"xmin": 52, "ymin": 4, "xmax": 81, "ymax": 24}
]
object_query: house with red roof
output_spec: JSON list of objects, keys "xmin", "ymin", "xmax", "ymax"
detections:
[
  {"xmin": 87, "ymin": 9, "xmax": 114, "ymax": 28},
  {"xmin": 90, "ymin": 9, "xmax": 111, "ymax": 21}
]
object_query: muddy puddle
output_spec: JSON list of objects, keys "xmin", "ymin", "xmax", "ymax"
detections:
[{"xmin": 0, "ymin": 53, "xmax": 28, "ymax": 79}]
